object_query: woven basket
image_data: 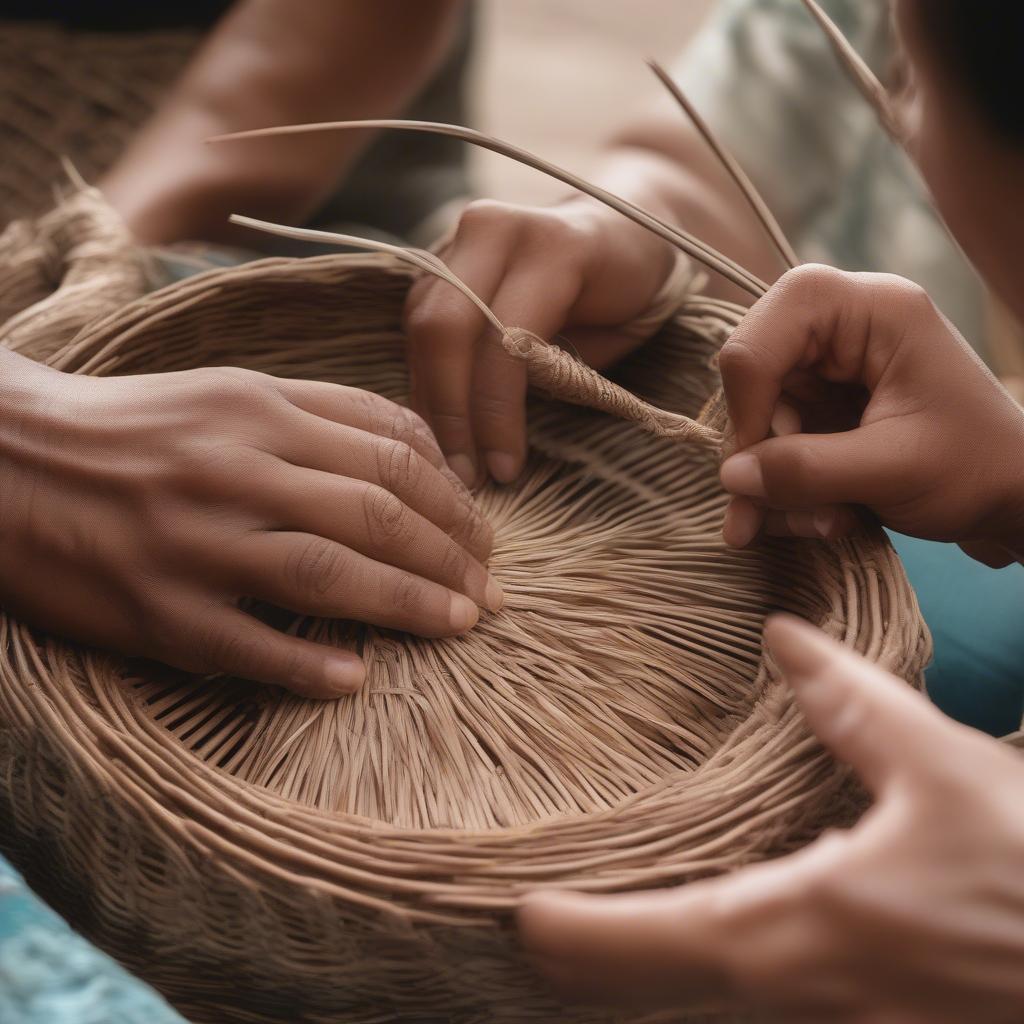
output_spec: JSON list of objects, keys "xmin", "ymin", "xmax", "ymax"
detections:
[
  {"xmin": 0, "ymin": 22, "xmax": 196, "ymax": 223},
  {"xmin": 0, "ymin": 197, "xmax": 931, "ymax": 1024}
]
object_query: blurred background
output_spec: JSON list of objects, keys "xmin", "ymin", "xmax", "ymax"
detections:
[
  {"xmin": 0, "ymin": 0, "xmax": 1018, "ymax": 376},
  {"xmin": 473, "ymin": 0, "xmax": 714, "ymax": 202}
]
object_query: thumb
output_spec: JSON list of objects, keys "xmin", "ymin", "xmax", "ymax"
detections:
[
  {"xmin": 720, "ymin": 422, "xmax": 908, "ymax": 510},
  {"xmin": 518, "ymin": 827, "xmax": 850, "ymax": 1009},
  {"xmin": 763, "ymin": 614, "xmax": 959, "ymax": 793},
  {"xmin": 518, "ymin": 886, "xmax": 735, "ymax": 1008}
]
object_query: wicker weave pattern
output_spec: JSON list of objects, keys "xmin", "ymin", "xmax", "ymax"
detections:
[
  {"xmin": 0, "ymin": 24, "xmax": 195, "ymax": 223},
  {"xmin": 0, "ymin": 203, "xmax": 930, "ymax": 1021}
]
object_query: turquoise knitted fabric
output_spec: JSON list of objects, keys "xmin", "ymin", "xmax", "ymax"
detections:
[{"xmin": 0, "ymin": 856, "xmax": 186, "ymax": 1024}]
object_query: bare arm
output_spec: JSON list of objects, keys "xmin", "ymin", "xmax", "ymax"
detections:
[
  {"xmin": 101, "ymin": 0, "xmax": 464, "ymax": 244},
  {"xmin": 599, "ymin": 100, "xmax": 791, "ymax": 302},
  {"xmin": 404, "ymin": 89, "xmax": 792, "ymax": 486}
]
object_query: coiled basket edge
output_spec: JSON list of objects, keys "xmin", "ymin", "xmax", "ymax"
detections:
[{"xmin": 0, "ymin": 233, "xmax": 931, "ymax": 1024}]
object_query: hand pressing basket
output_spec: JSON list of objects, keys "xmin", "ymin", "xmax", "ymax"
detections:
[{"xmin": 0, "ymin": 175, "xmax": 930, "ymax": 1022}]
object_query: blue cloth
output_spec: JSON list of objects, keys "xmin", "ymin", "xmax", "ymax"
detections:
[
  {"xmin": 0, "ymin": 857, "xmax": 185, "ymax": 1024},
  {"xmin": 889, "ymin": 532, "xmax": 1024, "ymax": 736},
  {"xmin": 1, "ymin": 536, "xmax": 1018, "ymax": 1024}
]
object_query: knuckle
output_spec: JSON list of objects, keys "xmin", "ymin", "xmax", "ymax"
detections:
[
  {"xmin": 471, "ymin": 514, "xmax": 495, "ymax": 557},
  {"xmin": 132, "ymin": 592, "xmax": 183, "ymax": 659},
  {"xmin": 776, "ymin": 263, "xmax": 848, "ymax": 303},
  {"xmin": 192, "ymin": 365, "xmax": 280, "ymax": 418},
  {"xmin": 456, "ymin": 198, "xmax": 516, "ymax": 235},
  {"xmin": 800, "ymin": 843, "xmax": 849, "ymax": 910},
  {"xmin": 396, "ymin": 404, "xmax": 431, "ymax": 439},
  {"xmin": 389, "ymin": 405, "xmax": 439, "ymax": 454},
  {"xmin": 172, "ymin": 441, "xmax": 266, "ymax": 503},
  {"xmin": 376, "ymin": 439, "xmax": 422, "ymax": 495},
  {"xmin": 287, "ymin": 537, "xmax": 348, "ymax": 597},
  {"xmin": 437, "ymin": 539, "xmax": 470, "ymax": 584},
  {"xmin": 770, "ymin": 265, "xmax": 851, "ymax": 337},
  {"xmin": 520, "ymin": 207, "xmax": 590, "ymax": 255},
  {"xmin": 194, "ymin": 365, "xmax": 255, "ymax": 396},
  {"xmin": 890, "ymin": 275, "xmax": 935, "ymax": 315},
  {"xmin": 452, "ymin": 500, "xmax": 492, "ymax": 554},
  {"xmin": 196, "ymin": 622, "xmax": 255, "ymax": 676},
  {"xmin": 428, "ymin": 410, "xmax": 471, "ymax": 436},
  {"xmin": 403, "ymin": 295, "xmax": 444, "ymax": 340},
  {"xmin": 717, "ymin": 337, "xmax": 760, "ymax": 382},
  {"xmin": 390, "ymin": 572, "xmax": 427, "ymax": 616},
  {"xmin": 363, "ymin": 486, "xmax": 416, "ymax": 547}
]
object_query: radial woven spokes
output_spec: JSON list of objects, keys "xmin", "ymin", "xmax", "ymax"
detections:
[
  {"xmin": 55, "ymin": 255, "xmax": 812, "ymax": 830},
  {"xmin": 131, "ymin": 443, "xmax": 789, "ymax": 830},
  {"xmin": 0, "ymin": 246, "xmax": 931, "ymax": 1022}
]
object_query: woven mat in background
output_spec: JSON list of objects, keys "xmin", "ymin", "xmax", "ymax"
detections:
[{"xmin": 0, "ymin": 23, "xmax": 196, "ymax": 224}]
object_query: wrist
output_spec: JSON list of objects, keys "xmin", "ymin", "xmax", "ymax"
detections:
[
  {"xmin": 979, "ymin": 413, "xmax": 1024, "ymax": 559},
  {"xmin": 553, "ymin": 195, "xmax": 676, "ymax": 293}
]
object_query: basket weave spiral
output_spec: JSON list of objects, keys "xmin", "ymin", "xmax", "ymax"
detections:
[{"xmin": 0, "ymin": 195, "xmax": 931, "ymax": 1024}]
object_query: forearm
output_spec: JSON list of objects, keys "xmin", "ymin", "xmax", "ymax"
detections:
[
  {"xmin": 566, "ymin": 112, "xmax": 791, "ymax": 304},
  {"xmin": 101, "ymin": 0, "xmax": 464, "ymax": 244}
]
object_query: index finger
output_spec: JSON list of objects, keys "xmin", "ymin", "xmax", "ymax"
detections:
[
  {"xmin": 403, "ymin": 234, "xmax": 508, "ymax": 485},
  {"xmin": 275, "ymin": 379, "xmax": 447, "ymax": 469},
  {"xmin": 719, "ymin": 264, "xmax": 874, "ymax": 450}
]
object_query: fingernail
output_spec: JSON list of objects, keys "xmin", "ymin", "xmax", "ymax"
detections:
[
  {"xmin": 771, "ymin": 404, "xmax": 801, "ymax": 437},
  {"xmin": 484, "ymin": 573, "xmax": 504, "ymax": 613},
  {"xmin": 325, "ymin": 657, "xmax": 365, "ymax": 694},
  {"xmin": 723, "ymin": 497, "xmax": 762, "ymax": 548},
  {"xmin": 814, "ymin": 509, "xmax": 835, "ymax": 540},
  {"xmin": 449, "ymin": 593, "xmax": 479, "ymax": 632},
  {"xmin": 486, "ymin": 451, "xmax": 519, "ymax": 484},
  {"xmin": 448, "ymin": 453, "xmax": 476, "ymax": 488},
  {"xmin": 720, "ymin": 452, "xmax": 765, "ymax": 497}
]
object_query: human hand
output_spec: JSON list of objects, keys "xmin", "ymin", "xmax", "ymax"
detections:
[
  {"xmin": 519, "ymin": 614, "xmax": 1024, "ymax": 1023},
  {"xmin": 403, "ymin": 197, "xmax": 677, "ymax": 486},
  {"xmin": 715, "ymin": 264, "xmax": 1024, "ymax": 564},
  {"xmin": 0, "ymin": 352, "xmax": 499, "ymax": 697}
]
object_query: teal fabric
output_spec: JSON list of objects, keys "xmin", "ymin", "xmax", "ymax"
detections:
[
  {"xmin": 889, "ymin": 532, "xmax": 1024, "ymax": 736},
  {"xmin": 0, "ymin": 857, "xmax": 185, "ymax": 1024}
]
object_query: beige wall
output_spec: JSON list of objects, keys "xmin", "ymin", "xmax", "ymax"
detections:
[{"xmin": 471, "ymin": 1, "xmax": 715, "ymax": 203}]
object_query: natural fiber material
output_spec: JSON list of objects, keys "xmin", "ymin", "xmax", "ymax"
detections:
[
  {"xmin": 0, "ymin": 195, "xmax": 930, "ymax": 1023},
  {"xmin": 0, "ymin": 23, "xmax": 196, "ymax": 224},
  {"xmin": 0, "ymin": 182, "xmax": 150, "ymax": 359}
]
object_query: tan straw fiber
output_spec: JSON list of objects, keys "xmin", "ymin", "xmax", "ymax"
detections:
[
  {"xmin": 0, "ymin": 22, "xmax": 196, "ymax": 223},
  {"xmin": 0, "ymin": 35, "xmax": 933, "ymax": 1023},
  {"xmin": 0, "ymin": 192, "xmax": 930, "ymax": 1024}
]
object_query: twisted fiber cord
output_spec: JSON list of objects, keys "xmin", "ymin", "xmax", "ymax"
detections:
[
  {"xmin": 0, "ymin": 184, "xmax": 150, "ymax": 358},
  {"xmin": 0, "ymin": 208, "xmax": 931, "ymax": 1021},
  {"xmin": 230, "ymin": 212, "xmax": 723, "ymax": 450},
  {"xmin": 15, "ymin": 250, "xmax": 930, "ymax": 861},
  {"xmin": 0, "ymin": 28, "xmax": 934, "ymax": 1018}
]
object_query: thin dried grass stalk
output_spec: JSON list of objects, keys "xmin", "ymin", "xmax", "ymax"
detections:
[
  {"xmin": 231, "ymin": 213, "xmax": 723, "ymax": 448},
  {"xmin": 647, "ymin": 60, "xmax": 799, "ymax": 269},
  {"xmin": 798, "ymin": 0, "xmax": 903, "ymax": 139},
  {"xmin": 211, "ymin": 119, "xmax": 769, "ymax": 298},
  {"xmin": 0, "ymin": 193, "xmax": 930, "ymax": 1023}
]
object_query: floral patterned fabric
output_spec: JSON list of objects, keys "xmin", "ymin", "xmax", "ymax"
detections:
[{"xmin": 674, "ymin": 0, "xmax": 987, "ymax": 355}]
